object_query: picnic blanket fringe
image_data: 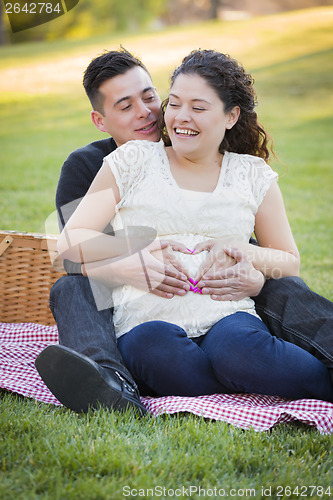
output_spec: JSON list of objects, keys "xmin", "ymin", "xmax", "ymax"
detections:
[{"xmin": 1, "ymin": 322, "xmax": 332, "ymax": 434}]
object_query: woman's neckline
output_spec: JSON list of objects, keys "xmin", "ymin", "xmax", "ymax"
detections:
[{"xmin": 161, "ymin": 142, "xmax": 228, "ymax": 194}]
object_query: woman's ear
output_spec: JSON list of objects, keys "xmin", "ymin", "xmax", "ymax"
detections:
[
  {"xmin": 226, "ymin": 106, "xmax": 240, "ymax": 130},
  {"xmin": 91, "ymin": 110, "xmax": 108, "ymax": 133}
]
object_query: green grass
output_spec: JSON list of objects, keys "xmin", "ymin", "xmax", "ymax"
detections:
[
  {"xmin": 1, "ymin": 6, "xmax": 332, "ymax": 295},
  {"xmin": 1, "ymin": 8, "xmax": 333, "ymax": 498},
  {"xmin": 1, "ymin": 392, "xmax": 333, "ymax": 500}
]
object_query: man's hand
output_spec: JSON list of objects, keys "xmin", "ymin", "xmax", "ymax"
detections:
[
  {"xmin": 84, "ymin": 240, "xmax": 191, "ymax": 299},
  {"xmin": 193, "ymin": 243, "xmax": 265, "ymax": 301}
]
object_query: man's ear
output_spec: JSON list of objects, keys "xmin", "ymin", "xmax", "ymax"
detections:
[
  {"xmin": 91, "ymin": 110, "xmax": 108, "ymax": 133},
  {"xmin": 226, "ymin": 106, "xmax": 240, "ymax": 130}
]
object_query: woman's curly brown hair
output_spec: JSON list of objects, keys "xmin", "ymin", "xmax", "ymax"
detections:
[{"xmin": 162, "ymin": 49, "xmax": 274, "ymax": 162}]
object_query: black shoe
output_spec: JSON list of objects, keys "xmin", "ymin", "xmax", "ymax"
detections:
[{"xmin": 35, "ymin": 345, "xmax": 147, "ymax": 416}]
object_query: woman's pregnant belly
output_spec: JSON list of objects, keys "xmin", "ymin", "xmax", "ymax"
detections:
[{"xmin": 112, "ymin": 234, "xmax": 258, "ymax": 338}]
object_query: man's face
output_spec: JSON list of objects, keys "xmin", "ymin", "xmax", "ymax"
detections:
[{"xmin": 91, "ymin": 66, "xmax": 162, "ymax": 146}]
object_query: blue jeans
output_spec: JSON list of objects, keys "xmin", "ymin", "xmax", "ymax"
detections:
[
  {"xmin": 117, "ymin": 313, "xmax": 333, "ymax": 401},
  {"xmin": 49, "ymin": 275, "xmax": 135, "ymax": 384},
  {"xmin": 49, "ymin": 275, "xmax": 333, "ymax": 392},
  {"xmin": 254, "ymin": 276, "xmax": 333, "ymax": 380}
]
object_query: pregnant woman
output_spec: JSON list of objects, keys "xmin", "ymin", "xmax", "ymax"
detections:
[{"xmin": 57, "ymin": 49, "xmax": 333, "ymax": 402}]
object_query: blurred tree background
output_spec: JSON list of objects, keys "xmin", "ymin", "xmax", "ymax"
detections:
[{"xmin": 1, "ymin": 0, "xmax": 331, "ymax": 44}]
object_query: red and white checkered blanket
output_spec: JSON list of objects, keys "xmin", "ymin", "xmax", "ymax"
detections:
[{"xmin": 1, "ymin": 322, "xmax": 332, "ymax": 434}]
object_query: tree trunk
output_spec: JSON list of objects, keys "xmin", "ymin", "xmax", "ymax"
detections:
[{"xmin": 210, "ymin": 0, "xmax": 219, "ymax": 19}]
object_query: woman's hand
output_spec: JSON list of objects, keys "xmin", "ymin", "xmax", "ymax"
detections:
[
  {"xmin": 192, "ymin": 241, "xmax": 265, "ymax": 300},
  {"xmin": 84, "ymin": 240, "xmax": 191, "ymax": 299},
  {"xmin": 149, "ymin": 240, "xmax": 192, "ymax": 297},
  {"xmin": 191, "ymin": 239, "xmax": 236, "ymax": 279}
]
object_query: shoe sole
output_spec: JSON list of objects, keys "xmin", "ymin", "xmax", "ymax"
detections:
[{"xmin": 35, "ymin": 345, "xmax": 147, "ymax": 416}]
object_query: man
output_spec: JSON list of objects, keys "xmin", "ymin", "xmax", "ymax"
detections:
[{"xmin": 36, "ymin": 48, "xmax": 333, "ymax": 415}]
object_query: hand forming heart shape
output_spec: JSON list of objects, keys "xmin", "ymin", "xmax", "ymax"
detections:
[{"xmin": 173, "ymin": 247, "xmax": 209, "ymax": 294}]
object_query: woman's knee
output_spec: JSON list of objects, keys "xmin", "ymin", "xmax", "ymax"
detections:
[
  {"xmin": 205, "ymin": 313, "xmax": 267, "ymax": 351},
  {"xmin": 202, "ymin": 313, "xmax": 271, "ymax": 375}
]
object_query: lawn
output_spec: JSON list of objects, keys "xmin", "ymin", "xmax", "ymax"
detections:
[{"xmin": 0, "ymin": 7, "xmax": 333, "ymax": 499}]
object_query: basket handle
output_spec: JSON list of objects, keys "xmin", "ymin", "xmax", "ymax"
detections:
[{"xmin": 0, "ymin": 235, "xmax": 13, "ymax": 257}]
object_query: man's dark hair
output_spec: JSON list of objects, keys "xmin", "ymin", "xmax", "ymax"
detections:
[{"xmin": 83, "ymin": 47, "xmax": 150, "ymax": 114}]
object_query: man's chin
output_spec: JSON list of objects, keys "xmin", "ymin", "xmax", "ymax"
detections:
[{"xmin": 134, "ymin": 124, "xmax": 161, "ymax": 142}]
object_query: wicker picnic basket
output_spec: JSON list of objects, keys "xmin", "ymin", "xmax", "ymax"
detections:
[{"xmin": 0, "ymin": 231, "xmax": 65, "ymax": 325}]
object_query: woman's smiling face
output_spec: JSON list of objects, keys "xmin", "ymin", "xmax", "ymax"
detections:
[{"xmin": 164, "ymin": 73, "xmax": 238, "ymax": 161}]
